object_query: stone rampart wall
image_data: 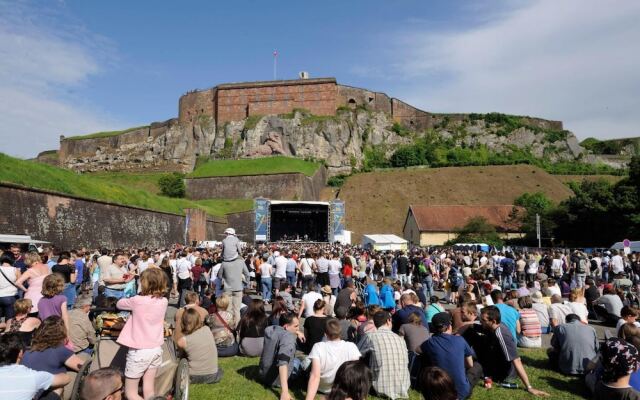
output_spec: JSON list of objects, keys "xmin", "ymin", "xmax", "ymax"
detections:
[
  {"xmin": 0, "ymin": 183, "xmax": 223, "ymax": 249},
  {"xmin": 185, "ymin": 166, "xmax": 326, "ymax": 201}
]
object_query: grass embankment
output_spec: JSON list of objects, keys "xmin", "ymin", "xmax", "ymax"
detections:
[
  {"xmin": 189, "ymin": 156, "xmax": 320, "ymax": 178},
  {"xmin": 0, "ymin": 154, "xmax": 252, "ymax": 217},
  {"xmin": 191, "ymin": 348, "xmax": 587, "ymax": 400},
  {"xmin": 64, "ymin": 125, "xmax": 149, "ymax": 141}
]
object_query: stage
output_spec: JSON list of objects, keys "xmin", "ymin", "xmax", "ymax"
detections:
[{"xmin": 254, "ymin": 199, "xmax": 345, "ymax": 244}]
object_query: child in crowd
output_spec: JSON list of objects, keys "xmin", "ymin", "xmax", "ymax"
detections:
[
  {"xmin": 37, "ymin": 274, "xmax": 69, "ymax": 334},
  {"xmin": 116, "ymin": 268, "xmax": 169, "ymax": 400}
]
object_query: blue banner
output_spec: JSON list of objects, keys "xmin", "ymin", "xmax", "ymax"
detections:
[
  {"xmin": 330, "ymin": 200, "xmax": 345, "ymax": 242},
  {"xmin": 254, "ymin": 198, "xmax": 269, "ymax": 242}
]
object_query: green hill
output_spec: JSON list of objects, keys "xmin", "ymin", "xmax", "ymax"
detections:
[
  {"xmin": 189, "ymin": 156, "xmax": 321, "ymax": 178},
  {"xmin": 0, "ymin": 153, "xmax": 252, "ymax": 217}
]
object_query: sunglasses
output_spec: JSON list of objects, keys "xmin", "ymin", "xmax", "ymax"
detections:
[{"xmin": 102, "ymin": 385, "xmax": 124, "ymax": 400}]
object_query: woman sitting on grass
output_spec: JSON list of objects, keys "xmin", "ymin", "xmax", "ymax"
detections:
[
  {"xmin": 177, "ymin": 308, "xmax": 222, "ymax": 384},
  {"xmin": 237, "ymin": 299, "xmax": 268, "ymax": 357},
  {"xmin": 210, "ymin": 294, "xmax": 238, "ymax": 357}
]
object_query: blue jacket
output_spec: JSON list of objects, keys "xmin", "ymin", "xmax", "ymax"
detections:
[
  {"xmin": 379, "ymin": 284, "xmax": 396, "ymax": 310},
  {"xmin": 364, "ymin": 283, "xmax": 381, "ymax": 307}
]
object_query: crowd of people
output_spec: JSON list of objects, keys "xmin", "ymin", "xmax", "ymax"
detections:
[{"xmin": 1, "ymin": 231, "xmax": 640, "ymax": 399}]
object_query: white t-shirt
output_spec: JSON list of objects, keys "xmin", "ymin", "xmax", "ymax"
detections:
[
  {"xmin": 274, "ymin": 256, "xmax": 288, "ymax": 279},
  {"xmin": 551, "ymin": 259, "xmax": 564, "ymax": 276},
  {"xmin": 611, "ymin": 255, "xmax": 625, "ymax": 274},
  {"xmin": 0, "ymin": 364, "xmax": 53, "ymax": 400},
  {"xmin": 569, "ymin": 302, "xmax": 589, "ymax": 322},
  {"xmin": 302, "ymin": 291, "xmax": 323, "ymax": 317},
  {"xmin": 308, "ymin": 340, "xmax": 361, "ymax": 393},
  {"xmin": 300, "ymin": 258, "xmax": 314, "ymax": 276},
  {"xmin": 0, "ymin": 265, "xmax": 18, "ymax": 297},
  {"xmin": 210, "ymin": 263, "xmax": 222, "ymax": 282},
  {"xmin": 616, "ymin": 319, "xmax": 640, "ymax": 333},
  {"xmin": 328, "ymin": 260, "xmax": 341, "ymax": 275},
  {"xmin": 176, "ymin": 258, "xmax": 192, "ymax": 280}
]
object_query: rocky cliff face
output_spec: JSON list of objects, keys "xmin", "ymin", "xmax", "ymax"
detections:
[
  {"xmin": 60, "ymin": 109, "xmax": 588, "ymax": 175},
  {"xmin": 60, "ymin": 118, "xmax": 215, "ymax": 173},
  {"xmin": 219, "ymin": 109, "xmax": 586, "ymax": 175}
]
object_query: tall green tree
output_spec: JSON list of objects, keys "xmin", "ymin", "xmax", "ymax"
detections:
[
  {"xmin": 513, "ymin": 192, "xmax": 556, "ymax": 245},
  {"xmin": 445, "ymin": 216, "xmax": 504, "ymax": 247}
]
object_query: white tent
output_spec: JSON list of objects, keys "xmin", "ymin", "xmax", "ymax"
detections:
[{"xmin": 362, "ymin": 234, "xmax": 408, "ymax": 251}]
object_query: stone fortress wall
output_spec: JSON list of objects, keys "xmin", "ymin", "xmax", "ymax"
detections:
[
  {"xmin": 58, "ymin": 77, "xmax": 565, "ymax": 173},
  {"xmin": 179, "ymin": 77, "xmax": 563, "ymax": 132}
]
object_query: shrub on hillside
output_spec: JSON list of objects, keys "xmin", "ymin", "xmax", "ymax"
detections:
[
  {"xmin": 158, "ymin": 173, "xmax": 185, "ymax": 198},
  {"xmin": 390, "ymin": 145, "xmax": 423, "ymax": 168}
]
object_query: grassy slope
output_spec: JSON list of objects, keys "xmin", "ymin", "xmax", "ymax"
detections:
[
  {"xmin": 190, "ymin": 348, "xmax": 587, "ymax": 400},
  {"xmin": 65, "ymin": 125, "xmax": 149, "ymax": 140},
  {"xmin": 189, "ymin": 156, "xmax": 321, "ymax": 178},
  {"xmin": 0, "ymin": 154, "xmax": 252, "ymax": 217},
  {"xmin": 555, "ymin": 174, "xmax": 624, "ymax": 185},
  {"xmin": 339, "ymin": 164, "xmax": 575, "ymax": 243}
]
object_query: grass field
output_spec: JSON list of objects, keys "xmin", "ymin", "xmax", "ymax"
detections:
[
  {"xmin": 189, "ymin": 156, "xmax": 321, "ymax": 178},
  {"xmin": 0, "ymin": 153, "xmax": 252, "ymax": 217},
  {"xmin": 190, "ymin": 348, "xmax": 587, "ymax": 400},
  {"xmin": 65, "ymin": 125, "xmax": 148, "ymax": 140}
]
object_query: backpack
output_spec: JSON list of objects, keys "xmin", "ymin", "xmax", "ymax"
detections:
[
  {"xmin": 449, "ymin": 267, "xmax": 462, "ymax": 287},
  {"xmin": 418, "ymin": 261, "xmax": 428, "ymax": 276},
  {"xmin": 576, "ymin": 258, "xmax": 588, "ymax": 274},
  {"xmin": 590, "ymin": 259, "xmax": 599, "ymax": 272}
]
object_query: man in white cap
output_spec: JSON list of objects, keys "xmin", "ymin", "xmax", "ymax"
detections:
[{"xmin": 219, "ymin": 227, "xmax": 249, "ymax": 327}]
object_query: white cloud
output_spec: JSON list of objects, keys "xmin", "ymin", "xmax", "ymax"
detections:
[
  {"xmin": 0, "ymin": 1, "xmax": 124, "ymax": 158},
  {"xmin": 381, "ymin": 0, "xmax": 640, "ymax": 140}
]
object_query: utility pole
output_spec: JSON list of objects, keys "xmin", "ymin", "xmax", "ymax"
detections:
[{"xmin": 536, "ymin": 213, "xmax": 541, "ymax": 248}]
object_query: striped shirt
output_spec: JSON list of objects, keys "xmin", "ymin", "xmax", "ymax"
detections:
[{"xmin": 519, "ymin": 309, "xmax": 542, "ymax": 337}]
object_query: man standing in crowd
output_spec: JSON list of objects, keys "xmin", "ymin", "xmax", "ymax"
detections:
[
  {"xmin": 176, "ymin": 251, "xmax": 193, "ymax": 307},
  {"xmin": 101, "ymin": 252, "xmax": 131, "ymax": 300},
  {"xmin": 417, "ymin": 312, "xmax": 483, "ymax": 399},
  {"xmin": 260, "ymin": 313, "xmax": 306, "ymax": 400},
  {"xmin": 395, "ymin": 251, "xmax": 409, "ymax": 285},
  {"xmin": 475, "ymin": 306, "xmax": 549, "ymax": 396},
  {"xmin": 273, "ymin": 251, "xmax": 287, "ymax": 298},
  {"xmin": 358, "ymin": 310, "xmax": 410, "ymax": 399},
  {"xmin": 547, "ymin": 314, "xmax": 598, "ymax": 375},
  {"xmin": 219, "ymin": 228, "xmax": 250, "ymax": 327}
]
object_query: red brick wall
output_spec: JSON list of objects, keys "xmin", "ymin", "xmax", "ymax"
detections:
[
  {"xmin": 216, "ymin": 82, "xmax": 338, "ymax": 124},
  {"xmin": 179, "ymin": 89, "xmax": 215, "ymax": 123}
]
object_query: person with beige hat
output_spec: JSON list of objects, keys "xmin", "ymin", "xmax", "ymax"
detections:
[{"xmin": 320, "ymin": 285, "xmax": 336, "ymax": 317}]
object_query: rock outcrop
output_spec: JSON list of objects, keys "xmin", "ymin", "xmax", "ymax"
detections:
[
  {"xmin": 59, "ymin": 109, "xmax": 589, "ymax": 175},
  {"xmin": 59, "ymin": 118, "xmax": 215, "ymax": 173}
]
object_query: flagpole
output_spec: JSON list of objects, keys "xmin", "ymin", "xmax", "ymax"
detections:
[{"xmin": 273, "ymin": 50, "xmax": 277, "ymax": 80}]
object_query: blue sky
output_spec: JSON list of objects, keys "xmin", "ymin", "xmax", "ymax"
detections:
[{"xmin": 1, "ymin": 0, "xmax": 639, "ymax": 158}]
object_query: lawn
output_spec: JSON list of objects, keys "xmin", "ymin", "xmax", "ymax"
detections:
[
  {"xmin": 64, "ymin": 125, "xmax": 149, "ymax": 140},
  {"xmin": 190, "ymin": 348, "xmax": 588, "ymax": 400},
  {"xmin": 0, "ymin": 153, "xmax": 252, "ymax": 217},
  {"xmin": 189, "ymin": 156, "xmax": 321, "ymax": 178}
]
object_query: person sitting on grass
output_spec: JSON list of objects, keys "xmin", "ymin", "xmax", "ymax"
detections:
[
  {"xmin": 304, "ymin": 318, "xmax": 361, "ymax": 399},
  {"xmin": 80, "ymin": 367, "xmax": 124, "ymax": 400},
  {"xmin": 474, "ymin": 305, "xmax": 550, "ymax": 396},
  {"xmin": 593, "ymin": 337, "xmax": 640, "ymax": 400},
  {"xmin": 237, "ymin": 299, "xmax": 269, "ymax": 357},
  {"xmin": 419, "ymin": 366, "xmax": 458, "ymax": 400},
  {"xmin": 325, "ymin": 360, "xmax": 372, "ymax": 400},
  {"xmin": 176, "ymin": 308, "xmax": 222, "ymax": 384},
  {"xmin": 259, "ymin": 312, "xmax": 307, "ymax": 400},
  {"xmin": 547, "ymin": 313, "xmax": 598, "ymax": 375}
]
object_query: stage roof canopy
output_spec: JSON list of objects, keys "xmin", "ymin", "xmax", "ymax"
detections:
[{"xmin": 268, "ymin": 200, "xmax": 331, "ymax": 206}]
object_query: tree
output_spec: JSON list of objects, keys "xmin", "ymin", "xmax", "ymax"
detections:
[
  {"xmin": 513, "ymin": 192, "xmax": 556, "ymax": 245},
  {"xmin": 390, "ymin": 145, "xmax": 423, "ymax": 168},
  {"xmin": 445, "ymin": 216, "xmax": 504, "ymax": 247},
  {"xmin": 158, "ymin": 173, "xmax": 185, "ymax": 198}
]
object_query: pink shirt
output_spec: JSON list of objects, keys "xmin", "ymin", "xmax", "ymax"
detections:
[{"xmin": 116, "ymin": 295, "xmax": 168, "ymax": 349}]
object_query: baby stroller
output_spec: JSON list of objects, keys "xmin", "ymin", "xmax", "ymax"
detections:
[{"xmin": 69, "ymin": 313, "xmax": 189, "ymax": 400}]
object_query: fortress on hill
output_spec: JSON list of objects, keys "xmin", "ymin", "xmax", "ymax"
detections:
[
  {"xmin": 58, "ymin": 76, "xmax": 576, "ymax": 175},
  {"xmin": 178, "ymin": 77, "xmax": 563, "ymax": 131}
]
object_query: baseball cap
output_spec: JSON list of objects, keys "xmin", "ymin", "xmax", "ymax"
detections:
[
  {"xmin": 431, "ymin": 312, "xmax": 452, "ymax": 330},
  {"xmin": 224, "ymin": 228, "xmax": 235, "ymax": 235}
]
